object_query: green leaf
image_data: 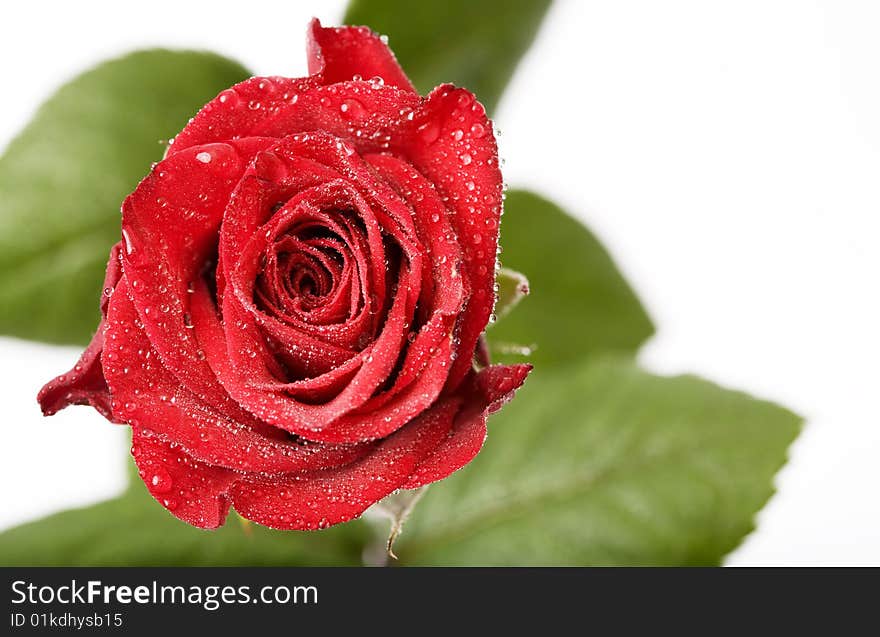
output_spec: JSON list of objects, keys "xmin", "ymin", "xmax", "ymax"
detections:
[
  {"xmin": 344, "ymin": 0, "xmax": 552, "ymax": 115},
  {"xmin": 396, "ymin": 358, "xmax": 801, "ymax": 565},
  {"xmin": 490, "ymin": 190, "xmax": 654, "ymax": 366},
  {"xmin": 0, "ymin": 50, "xmax": 251, "ymax": 345},
  {"xmin": 0, "ymin": 474, "xmax": 368, "ymax": 566}
]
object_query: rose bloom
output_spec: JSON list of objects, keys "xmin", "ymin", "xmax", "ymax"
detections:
[{"xmin": 38, "ymin": 20, "xmax": 530, "ymax": 530}]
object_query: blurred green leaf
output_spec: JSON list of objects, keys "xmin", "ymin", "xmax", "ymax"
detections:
[
  {"xmin": 345, "ymin": 0, "xmax": 552, "ymax": 114},
  {"xmin": 397, "ymin": 358, "xmax": 801, "ymax": 565},
  {"xmin": 0, "ymin": 50, "xmax": 250, "ymax": 345},
  {"xmin": 490, "ymin": 190, "xmax": 654, "ymax": 366},
  {"xmin": 0, "ymin": 476, "xmax": 368, "ymax": 566}
]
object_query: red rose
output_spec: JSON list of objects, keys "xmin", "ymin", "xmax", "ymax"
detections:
[{"xmin": 37, "ymin": 20, "xmax": 530, "ymax": 530}]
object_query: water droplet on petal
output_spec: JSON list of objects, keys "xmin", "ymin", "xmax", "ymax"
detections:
[
  {"xmin": 195, "ymin": 151, "xmax": 212, "ymax": 164},
  {"xmin": 218, "ymin": 89, "xmax": 238, "ymax": 105},
  {"xmin": 150, "ymin": 469, "xmax": 173, "ymax": 493},
  {"xmin": 418, "ymin": 122, "xmax": 440, "ymax": 144},
  {"xmin": 342, "ymin": 98, "xmax": 366, "ymax": 118},
  {"xmin": 121, "ymin": 229, "xmax": 135, "ymax": 255}
]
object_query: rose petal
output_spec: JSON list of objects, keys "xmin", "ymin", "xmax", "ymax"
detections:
[
  {"xmin": 131, "ymin": 432, "xmax": 237, "ymax": 530},
  {"xmin": 120, "ymin": 138, "xmax": 275, "ymax": 420},
  {"xmin": 170, "ymin": 76, "xmax": 418, "ymax": 158},
  {"xmin": 37, "ymin": 242, "xmax": 123, "ymax": 420},
  {"xmin": 402, "ymin": 363, "xmax": 532, "ymax": 489},
  {"xmin": 307, "ymin": 18, "xmax": 416, "ymax": 93},
  {"xmin": 230, "ymin": 398, "xmax": 457, "ymax": 530},
  {"xmin": 391, "ymin": 84, "xmax": 503, "ymax": 390}
]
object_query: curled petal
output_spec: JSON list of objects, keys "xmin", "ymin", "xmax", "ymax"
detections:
[
  {"xmin": 307, "ymin": 18, "xmax": 416, "ymax": 93},
  {"xmin": 37, "ymin": 242, "xmax": 123, "ymax": 420},
  {"xmin": 120, "ymin": 139, "xmax": 275, "ymax": 420},
  {"xmin": 391, "ymin": 84, "xmax": 503, "ymax": 391},
  {"xmin": 403, "ymin": 363, "xmax": 532, "ymax": 489}
]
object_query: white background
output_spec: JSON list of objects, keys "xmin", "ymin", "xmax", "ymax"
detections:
[{"xmin": 1, "ymin": 0, "xmax": 878, "ymax": 565}]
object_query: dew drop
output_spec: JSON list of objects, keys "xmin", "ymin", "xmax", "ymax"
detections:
[
  {"xmin": 470, "ymin": 123, "xmax": 486, "ymax": 138},
  {"xmin": 418, "ymin": 122, "xmax": 440, "ymax": 144},
  {"xmin": 218, "ymin": 89, "xmax": 238, "ymax": 105},
  {"xmin": 460, "ymin": 153, "xmax": 473, "ymax": 166},
  {"xmin": 150, "ymin": 469, "xmax": 173, "ymax": 493},
  {"xmin": 340, "ymin": 98, "xmax": 366, "ymax": 118},
  {"xmin": 121, "ymin": 228, "xmax": 135, "ymax": 255},
  {"xmin": 195, "ymin": 151, "xmax": 212, "ymax": 164}
]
